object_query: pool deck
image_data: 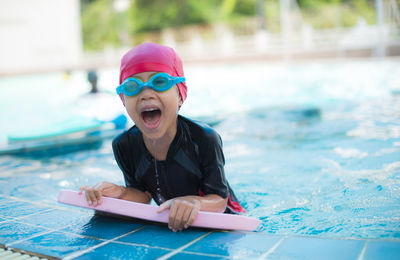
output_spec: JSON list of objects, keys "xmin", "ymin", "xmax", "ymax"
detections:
[{"xmin": 0, "ymin": 194, "xmax": 399, "ymax": 260}]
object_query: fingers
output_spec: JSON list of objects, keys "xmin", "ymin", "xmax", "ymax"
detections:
[
  {"xmin": 185, "ymin": 203, "xmax": 200, "ymax": 229},
  {"xmin": 180, "ymin": 207, "xmax": 191, "ymax": 230},
  {"xmin": 78, "ymin": 186, "xmax": 88, "ymax": 195},
  {"xmin": 165, "ymin": 198, "xmax": 200, "ymax": 232},
  {"xmin": 80, "ymin": 182, "xmax": 109, "ymax": 207},
  {"xmin": 85, "ymin": 187, "xmax": 102, "ymax": 207},
  {"xmin": 169, "ymin": 201, "xmax": 185, "ymax": 232},
  {"xmin": 157, "ymin": 200, "xmax": 171, "ymax": 213}
]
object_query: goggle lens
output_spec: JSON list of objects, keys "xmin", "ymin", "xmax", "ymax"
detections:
[
  {"xmin": 124, "ymin": 80, "xmax": 140, "ymax": 94},
  {"xmin": 152, "ymin": 75, "xmax": 169, "ymax": 90}
]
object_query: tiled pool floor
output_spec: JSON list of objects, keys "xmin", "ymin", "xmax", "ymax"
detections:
[{"xmin": 0, "ymin": 194, "xmax": 399, "ymax": 260}]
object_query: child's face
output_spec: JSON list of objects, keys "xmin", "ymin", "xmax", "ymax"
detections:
[{"xmin": 123, "ymin": 71, "xmax": 183, "ymax": 140}]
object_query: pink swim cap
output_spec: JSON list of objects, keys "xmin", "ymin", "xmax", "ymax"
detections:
[{"xmin": 119, "ymin": 42, "xmax": 187, "ymax": 102}]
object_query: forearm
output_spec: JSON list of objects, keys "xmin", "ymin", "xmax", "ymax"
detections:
[
  {"xmin": 185, "ymin": 194, "xmax": 227, "ymax": 213},
  {"xmin": 119, "ymin": 186, "xmax": 152, "ymax": 204}
]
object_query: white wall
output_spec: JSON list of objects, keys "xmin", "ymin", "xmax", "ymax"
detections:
[{"xmin": 0, "ymin": 0, "xmax": 82, "ymax": 74}]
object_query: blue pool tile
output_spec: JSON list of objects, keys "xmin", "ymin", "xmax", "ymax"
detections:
[
  {"xmin": 61, "ymin": 214, "xmax": 145, "ymax": 239},
  {"xmin": 75, "ymin": 241, "xmax": 170, "ymax": 260},
  {"xmin": 0, "ymin": 221, "xmax": 47, "ymax": 245},
  {"xmin": 0, "ymin": 200, "xmax": 50, "ymax": 219},
  {"xmin": 185, "ymin": 232, "xmax": 281, "ymax": 258},
  {"xmin": 117, "ymin": 225, "xmax": 208, "ymax": 249},
  {"xmin": 270, "ymin": 236, "xmax": 364, "ymax": 260},
  {"xmin": 10, "ymin": 231, "xmax": 101, "ymax": 259},
  {"xmin": 171, "ymin": 252, "xmax": 226, "ymax": 259},
  {"xmin": 364, "ymin": 240, "xmax": 400, "ymax": 260},
  {"xmin": 22, "ymin": 208, "xmax": 94, "ymax": 229}
]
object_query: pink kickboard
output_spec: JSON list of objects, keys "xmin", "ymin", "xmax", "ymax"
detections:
[{"xmin": 58, "ymin": 190, "xmax": 261, "ymax": 231}]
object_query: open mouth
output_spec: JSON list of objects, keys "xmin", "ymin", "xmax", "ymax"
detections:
[{"xmin": 141, "ymin": 108, "xmax": 162, "ymax": 129}]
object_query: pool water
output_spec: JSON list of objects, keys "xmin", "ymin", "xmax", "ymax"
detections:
[{"xmin": 0, "ymin": 59, "xmax": 399, "ymax": 241}]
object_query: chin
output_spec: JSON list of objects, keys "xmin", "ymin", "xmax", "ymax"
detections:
[
  {"xmin": 137, "ymin": 122, "xmax": 165, "ymax": 139},
  {"xmin": 142, "ymin": 129, "xmax": 164, "ymax": 140}
]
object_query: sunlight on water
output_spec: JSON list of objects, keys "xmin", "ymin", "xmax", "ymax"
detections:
[{"xmin": 0, "ymin": 59, "xmax": 399, "ymax": 239}]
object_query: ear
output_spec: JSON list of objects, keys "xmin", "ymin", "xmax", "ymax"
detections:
[{"xmin": 176, "ymin": 96, "xmax": 183, "ymax": 112}]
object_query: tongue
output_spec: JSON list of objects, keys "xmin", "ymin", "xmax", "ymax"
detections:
[{"xmin": 142, "ymin": 110, "xmax": 161, "ymax": 129}]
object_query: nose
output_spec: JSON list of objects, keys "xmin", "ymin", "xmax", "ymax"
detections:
[{"xmin": 139, "ymin": 86, "xmax": 157, "ymax": 101}]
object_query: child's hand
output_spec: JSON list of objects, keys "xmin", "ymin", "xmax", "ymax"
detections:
[
  {"xmin": 157, "ymin": 196, "xmax": 201, "ymax": 232},
  {"xmin": 79, "ymin": 182, "xmax": 125, "ymax": 207}
]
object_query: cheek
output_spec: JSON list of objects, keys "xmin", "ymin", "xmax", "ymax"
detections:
[
  {"xmin": 172, "ymin": 87, "xmax": 182, "ymax": 109},
  {"xmin": 124, "ymin": 99, "xmax": 139, "ymax": 121},
  {"xmin": 170, "ymin": 93, "xmax": 181, "ymax": 113}
]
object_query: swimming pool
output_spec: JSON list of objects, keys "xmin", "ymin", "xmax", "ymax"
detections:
[{"xmin": 0, "ymin": 59, "xmax": 399, "ymax": 245}]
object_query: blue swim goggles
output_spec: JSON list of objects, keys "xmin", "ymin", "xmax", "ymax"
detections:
[{"xmin": 116, "ymin": 72, "xmax": 185, "ymax": 97}]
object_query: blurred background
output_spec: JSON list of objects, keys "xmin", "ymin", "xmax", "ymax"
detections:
[{"xmin": 0, "ymin": 0, "xmax": 399, "ymax": 74}]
